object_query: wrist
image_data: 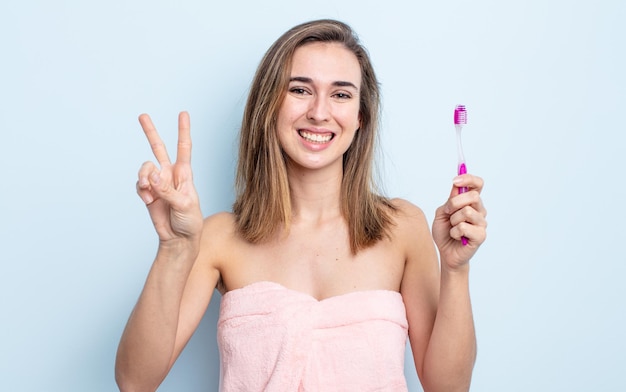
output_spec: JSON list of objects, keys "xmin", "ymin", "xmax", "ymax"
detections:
[
  {"xmin": 439, "ymin": 262, "xmax": 472, "ymax": 302},
  {"xmin": 440, "ymin": 261, "xmax": 470, "ymax": 278},
  {"xmin": 156, "ymin": 237, "xmax": 200, "ymax": 262}
]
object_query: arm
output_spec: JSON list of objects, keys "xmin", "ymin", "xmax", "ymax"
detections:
[
  {"xmin": 401, "ymin": 174, "xmax": 487, "ymax": 392},
  {"xmin": 115, "ymin": 112, "xmax": 219, "ymax": 392}
]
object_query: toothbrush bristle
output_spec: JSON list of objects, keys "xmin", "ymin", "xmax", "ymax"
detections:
[{"xmin": 454, "ymin": 105, "xmax": 467, "ymax": 125}]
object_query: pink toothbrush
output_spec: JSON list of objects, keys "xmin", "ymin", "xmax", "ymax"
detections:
[{"xmin": 454, "ymin": 104, "xmax": 469, "ymax": 246}]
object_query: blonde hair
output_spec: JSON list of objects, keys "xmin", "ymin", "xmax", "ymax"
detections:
[{"xmin": 233, "ymin": 19, "xmax": 395, "ymax": 253}]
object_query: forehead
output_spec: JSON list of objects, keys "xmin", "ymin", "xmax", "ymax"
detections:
[{"xmin": 290, "ymin": 42, "xmax": 361, "ymax": 87}]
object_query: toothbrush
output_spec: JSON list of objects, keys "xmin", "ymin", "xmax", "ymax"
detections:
[{"xmin": 454, "ymin": 104, "xmax": 469, "ymax": 246}]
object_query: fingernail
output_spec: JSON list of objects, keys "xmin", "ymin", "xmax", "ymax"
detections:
[
  {"xmin": 453, "ymin": 176, "xmax": 463, "ymax": 185},
  {"xmin": 150, "ymin": 172, "xmax": 160, "ymax": 185}
]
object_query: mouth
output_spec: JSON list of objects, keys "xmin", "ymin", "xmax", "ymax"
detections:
[{"xmin": 298, "ymin": 129, "xmax": 334, "ymax": 144}]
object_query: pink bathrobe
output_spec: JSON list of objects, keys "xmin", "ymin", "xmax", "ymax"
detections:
[{"xmin": 218, "ymin": 281, "xmax": 409, "ymax": 391}]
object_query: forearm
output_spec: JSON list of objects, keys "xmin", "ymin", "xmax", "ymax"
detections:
[
  {"xmin": 422, "ymin": 265, "xmax": 476, "ymax": 392},
  {"xmin": 115, "ymin": 242, "xmax": 199, "ymax": 391}
]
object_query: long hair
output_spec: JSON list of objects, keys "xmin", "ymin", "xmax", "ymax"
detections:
[{"xmin": 233, "ymin": 19, "xmax": 395, "ymax": 253}]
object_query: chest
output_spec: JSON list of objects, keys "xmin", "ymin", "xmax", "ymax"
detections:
[{"xmin": 223, "ymin": 223, "xmax": 406, "ymax": 299}]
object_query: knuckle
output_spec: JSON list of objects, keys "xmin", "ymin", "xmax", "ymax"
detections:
[
  {"xmin": 157, "ymin": 181, "xmax": 171, "ymax": 194},
  {"xmin": 461, "ymin": 205, "xmax": 474, "ymax": 219},
  {"xmin": 150, "ymin": 140, "xmax": 165, "ymax": 150},
  {"xmin": 448, "ymin": 197, "xmax": 461, "ymax": 211},
  {"xmin": 458, "ymin": 221, "xmax": 470, "ymax": 233},
  {"xmin": 138, "ymin": 161, "xmax": 156, "ymax": 175}
]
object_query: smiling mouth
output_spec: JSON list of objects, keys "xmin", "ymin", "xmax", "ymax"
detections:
[{"xmin": 298, "ymin": 130, "xmax": 334, "ymax": 144}]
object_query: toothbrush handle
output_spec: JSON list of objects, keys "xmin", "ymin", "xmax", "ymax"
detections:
[
  {"xmin": 458, "ymin": 162, "xmax": 469, "ymax": 245},
  {"xmin": 458, "ymin": 163, "xmax": 468, "ymax": 193}
]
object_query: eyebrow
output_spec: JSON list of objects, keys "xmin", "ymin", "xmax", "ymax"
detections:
[{"xmin": 289, "ymin": 76, "xmax": 359, "ymax": 90}]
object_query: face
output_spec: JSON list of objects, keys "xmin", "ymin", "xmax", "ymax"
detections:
[{"xmin": 276, "ymin": 41, "xmax": 361, "ymax": 172}]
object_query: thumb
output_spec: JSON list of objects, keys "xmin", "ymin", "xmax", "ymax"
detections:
[{"xmin": 448, "ymin": 176, "xmax": 466, "ymax": 198}]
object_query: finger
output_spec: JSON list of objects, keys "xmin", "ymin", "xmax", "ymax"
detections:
[
  {"xmin": 448, "ymin": 202, "xmax": 488, "ymax": 245},
  {"xmin": 450, "ymin": 174, "xmax": 484, "ymax": 198},
  {"xmin": 450, "ymin": 221, "xmax": 487, "ymax": 245},
  {"xmin": 176, "ymin": 111, "xmax": 192, "ymax": 165},
  {"xmin": 137, "ymin": 161, "xmax": 158, "ymax": 188},
  {"xmin": 445, "ymin": 189, "xmax": 482, "ymax": 215},
  {"xmin": 136, "ymin": 180, "xmax": 154, "ymax": 205},
  {"xmin": 146, "ymin": 169, "xmax": 179, "ymax": 206},
  {"xmin": 449, "ymin": 191, "xmax": 487, "ymax": 216},
  {"xmin": 449, "ymin": 205, "xmax": 488, "ymax": 229},
  {"xmin": 139, "ymin": 113, "xmax": 171, "ymax": 166},
  {"xmin": 137, "ymin": 161, "xmax": 158, "ymax": 204}
]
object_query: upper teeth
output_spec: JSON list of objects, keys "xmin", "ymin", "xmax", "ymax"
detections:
[{"xmin": 299, "ymin": 130, "xmax": 332, "ymax": 143}]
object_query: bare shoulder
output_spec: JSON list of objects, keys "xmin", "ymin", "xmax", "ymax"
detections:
[
  {"xmin": 387, "ymin": 197, "xmax": 438, "ymax": 274},
  {"xmin": 388, "ymin": 198, "xmax": 430, "ymax": 238},
  {"xmin": 196, "ymin": 211, "xmax": 238, "ymax": 268},
  {"xmin": 203, "ymin": 211, "xmax": 237, "ymax": 235},
  {"xmin": 389, "ymin": 197, "xmax": 426, "ymax": 216}
]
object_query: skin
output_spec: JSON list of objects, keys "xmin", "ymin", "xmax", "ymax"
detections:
[{"xmin": 115, "ymin": 42, "xmax": 488, "ymax": 392}]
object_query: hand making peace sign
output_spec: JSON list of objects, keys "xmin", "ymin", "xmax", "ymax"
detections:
[{"xmin": 136, "ymin": 112, "xmax": 203, "ymax": 245}]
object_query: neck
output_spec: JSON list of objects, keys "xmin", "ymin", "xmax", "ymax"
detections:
[{"xmin": 286, "ymin": 162, "xmax": 344, "ymax": 224}]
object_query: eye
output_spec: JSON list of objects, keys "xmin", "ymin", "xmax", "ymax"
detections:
[
  {"xmin": 289, "ymin": 87, "xmax": 309, "ymax": 95},
  {"xmin": 333, "ymin": 92, "xmax": 353, "ymax": 100}
]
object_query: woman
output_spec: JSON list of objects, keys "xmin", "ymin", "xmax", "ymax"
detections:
[{"xmin": 116, "ymin": 19, "xmax": 487, "ymax": 391}]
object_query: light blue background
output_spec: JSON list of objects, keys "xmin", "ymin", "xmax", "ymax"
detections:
[{"xmin": 1, "ymin": 1, "xmax": 624, "ymax": 391}]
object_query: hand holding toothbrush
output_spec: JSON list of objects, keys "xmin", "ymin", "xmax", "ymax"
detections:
[{"xmin": 431, "ymin": 105, "xmax": 488, "ymax": 270}]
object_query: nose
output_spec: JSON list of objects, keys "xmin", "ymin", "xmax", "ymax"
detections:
[{"xmin": 307, "ymin": 95, "xmax": 330, "ymax": 122}]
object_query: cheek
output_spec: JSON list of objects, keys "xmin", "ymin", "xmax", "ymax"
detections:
[
  {"xmin": 277, "ymin": 100, "xmax": 303, "ymax": 128},
  {"xmin": 276, "ymin": 108, "xmax": 296, "ymax": 148},
  {"xmin": 276, "ymin": 108, "xmax": 293, "ymax": 136},
  {"xmin": 342, "ymin": 106, "xmax": 361, "ymax": 130}
]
